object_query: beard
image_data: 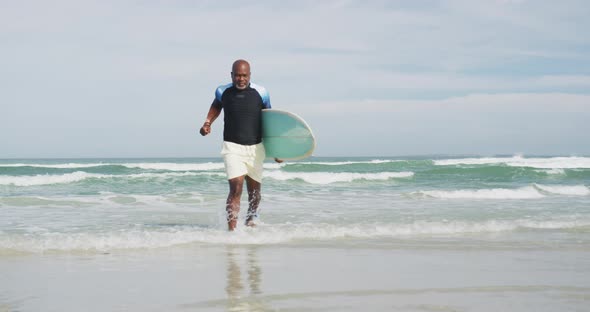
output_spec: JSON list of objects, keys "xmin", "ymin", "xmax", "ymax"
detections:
[{"xmin": 234, "ymin": 82, "xmax": 248, "ymax": 90}]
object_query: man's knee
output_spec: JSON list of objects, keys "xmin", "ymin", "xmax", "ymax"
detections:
[
  {"xmin": 228, "ymin": 186, "xmax": 242, "ymax": 198},
  {"xmin": 228, "ymin": 176, "xmax": 245, "ymax": 196}
]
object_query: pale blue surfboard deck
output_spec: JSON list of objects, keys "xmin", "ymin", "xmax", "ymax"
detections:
[{"xmin": 262, "ymin": 109, "xmax": 316, "ymax": 160}]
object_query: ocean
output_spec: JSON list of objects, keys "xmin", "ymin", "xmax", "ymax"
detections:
[{"xmin": 1, "ymin": 156, "xmax": 589, "ymax": 311}]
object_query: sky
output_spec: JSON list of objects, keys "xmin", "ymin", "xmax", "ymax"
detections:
[{"xmin": 1, "ymin": 0, "xmax": 589, "ymax": 158}]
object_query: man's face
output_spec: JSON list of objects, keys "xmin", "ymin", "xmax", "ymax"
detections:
[{"xmin": 231, "ymin": 64, "xmax": 250, "ymax": 90}]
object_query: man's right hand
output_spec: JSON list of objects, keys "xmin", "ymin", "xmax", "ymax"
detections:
[{"xmin": 200, "ymin": 122, "xmax": 211, "ymax": 136}]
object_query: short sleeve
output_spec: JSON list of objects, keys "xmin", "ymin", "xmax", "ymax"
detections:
[
  {"xmin": 214, "ymin": 83, "xmax": 233, "ymax": 105},
  {"xmin": 250, "ymin": 83, "xmax": 271, "ymax": 108}
]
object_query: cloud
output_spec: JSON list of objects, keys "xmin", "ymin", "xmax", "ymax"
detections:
[
  {"xmin": 2, "ymin": 1, "xmax": 589, "ymax": 89},
  {"xmin": 1, "ymin": 1, "xmax": 589, "ymax": 157},
  {"xmin": 346, "ymin": 72, "xmax": 590, "ymax": 91},
  {"xmin": 296, "ymin": 93, "xmax": 590, "ymax": 114},
  {"xmin": 536, "ymin": 75, "xmax": 590, "ymax": 87}
]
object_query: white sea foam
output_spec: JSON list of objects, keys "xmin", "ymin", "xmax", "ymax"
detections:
[
  {"xmin": 0, "ymin": 193, "xmax": 206, "ymax": 208},
  {"xmin": 263, "ymin": 163, "xmax": 287, "ymax": 169},
  {"xmin": 121, "ymin": 162, "xmax": 225, "ymax": 171},
  {"xmin": 414, "ymin": 186, "xmax": 546, "ymax": 199},
  {"xmin": 0, "ymin": 171, "xmax": 224, "ymax": 186},
  {"xmin": 414, "ymin": 184, "xmax": 590, "ymax": 199},
  {"xmin": 541, "ymin": 168, "xmax": 566, "ymax": 175},
  {"xmin": 434, "ymin": 156, "xmax": 590, "ymax": 169},
  {"xmin": 1, "ymin": 169, "xmax": 412, "ymax": 187},
  {"xmin": 534, "ymin": 184, "xmax": 590, "ymax": 196},
  {"xmin": 264, "ymin": 171, "xmax": 414, "ymax": 184},
  {"xmin": 0, "ymin": 171, "xmax": 102, "ymax": 186},
  {"xmin": 2, "ymin": 219, "xmax": 589, "ymax": 252},
  {"xmin": 262, "ymin": 160, "xmax": 399, "ymax": 169},
  {"xmin": 296, "ymin": 159, "xmax": 401, "ymax": 166},
  {"xmin": 0, "ymin": 162, "xmax": 226, "ymax": 171},
  {"xmin": 0, "ymin": 163, "xmax": 108, "ymax": 169}
]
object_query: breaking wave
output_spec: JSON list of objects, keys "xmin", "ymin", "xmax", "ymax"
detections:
[
  {"xmin": 434, "ymin": 156, "xmax": 590, "ymax": 169},
  {"xmin": 412, "ymin": 184, "xmax": 589, "ymax": 199},
  {"xmin": 2, "ymin": 219, "xmax": 589, "ymax": 253},
  {"xmin": 264, "ymin": 171, "xmax": 414, "ymax": 184}
]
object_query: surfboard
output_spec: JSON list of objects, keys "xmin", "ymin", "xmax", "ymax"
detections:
[{"xmin": 262, "ymin": 109, "xmax": 316, "ymax": 160}]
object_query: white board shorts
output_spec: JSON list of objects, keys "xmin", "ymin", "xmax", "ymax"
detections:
[{"xmin": 221, "ymin": 141, "xmax": 266, "ymax": 182}]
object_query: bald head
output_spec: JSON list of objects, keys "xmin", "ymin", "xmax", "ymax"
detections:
[
  {"xmin": 232, "ymin": 59, "xmax": 250, "ymax": 73},
  {"xmin": 231, "ymin": 59, "xmax": 251, "ymax": 90}
]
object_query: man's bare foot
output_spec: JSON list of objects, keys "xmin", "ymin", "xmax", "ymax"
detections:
[
  {"xmin": 228, "ymin": 219, "xmax": 238, "ymax": 231},
  {"xmin": 245, "ymin": 219, "xmax": 256, "ymax": 227}
]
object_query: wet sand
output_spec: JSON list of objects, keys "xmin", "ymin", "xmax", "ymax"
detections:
[{"xmin": 2, "ymin": 242, "xmax": 589, "ymax": 311}]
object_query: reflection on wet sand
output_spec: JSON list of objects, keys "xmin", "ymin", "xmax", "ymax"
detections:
[{"xmin": 225, "ymin": 246, "xmax": 268, "ymax": 312}]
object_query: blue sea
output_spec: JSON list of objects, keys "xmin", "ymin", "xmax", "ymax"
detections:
[{"xmin": 1, "ymin": 155, "xmax": 589, "ymax": 311}]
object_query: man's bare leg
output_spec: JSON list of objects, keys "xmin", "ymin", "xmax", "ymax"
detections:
[
  {"xmin": 245, "ymin": 176, "xmax": 261, "ymax": 227},
  {"xmin": 226, "ymin": 176, "xmax": 245, "ymax": 231}
]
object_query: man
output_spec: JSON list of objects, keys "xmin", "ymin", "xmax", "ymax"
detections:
[{"xmin": 200, "ymin": 59, "xmax": 281, "ymax": 231}]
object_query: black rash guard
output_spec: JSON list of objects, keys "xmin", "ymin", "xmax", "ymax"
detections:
[{"xmin": 212, "ymin": 82, "xmax": 271, "ymax": 145}]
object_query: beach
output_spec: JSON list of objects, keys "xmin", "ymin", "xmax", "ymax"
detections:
[
  {"xmin": 1, "ymin": 156, "xmax": 589, "ymax": 311},
  {"xmin": 2, "ymin": 244, "xmax": 589, "ymax": 311}
]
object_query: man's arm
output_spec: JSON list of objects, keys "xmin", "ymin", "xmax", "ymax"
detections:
[{"xmin": 199, "ymin": 102, "xmax": 222, "ymax": 136}]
